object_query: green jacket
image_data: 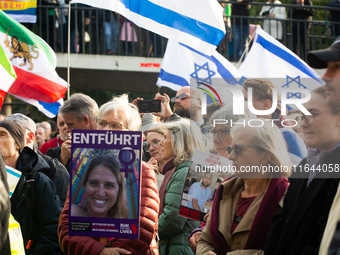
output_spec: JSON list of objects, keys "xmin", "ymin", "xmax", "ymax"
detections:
[{"xmin": 158, "ymin": 160, "xmax": 200, "ymax": 255}]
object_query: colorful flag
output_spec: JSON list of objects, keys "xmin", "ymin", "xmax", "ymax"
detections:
[
  {"xmin": 0, "ymin": 43, "xmax": 16, "ymax": 107},
  {"xmin": 157, "ymin": 39, "xmax": 241, "ymax": 92},
  {"xmin": 13, "ymin": 95, "xmax": 63, "ymax": 118},
  {"xmin": 0, "ymin": 0, "xmax": 37, "ymax": 23},
  {"xmin": 0, "ymin": 10, "xmax": 67, "ymax": 104},
  {"xmin": 71, "ymin": 0, "xmax": 225, "ymax": 54}
]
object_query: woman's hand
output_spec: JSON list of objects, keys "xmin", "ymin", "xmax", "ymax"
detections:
[
  {"xmin": 147, "ymin": 157, "xmax": 160, "ymax": 174},
  {"xmin": 99, "ymin": 247, "xmax": 131, "ymax": 255},
  {"xmin": 189, "ymin": 231, "xmax": 202, "ymax": 253}
]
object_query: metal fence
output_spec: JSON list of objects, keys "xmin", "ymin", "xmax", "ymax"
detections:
[{"xmin": 21, "ymin": 2, "xmax": 340, "ymax": 62}]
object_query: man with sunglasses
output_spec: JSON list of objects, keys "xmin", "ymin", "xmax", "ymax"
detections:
[
  {"xmin": 46, "ymin": 93, "xmax": 99, "ymax": 172},
  {"xmin": 304, "ymin": 37, "xmax": 340, "ymax": 254},
  {"xmin": 242, "ymin": 78, "xmax": 307, "ymax": 166},
  {"xmin": 154, "ymin": 86, "xmax": 212, "ymax": 135}
]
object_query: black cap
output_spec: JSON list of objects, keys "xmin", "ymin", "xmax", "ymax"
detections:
[
  {"xmin": 307, "ymin": 38, "xmax": 340, "ymax": 69},
  {"xmin": 0, "ymin": 120, "xmax": 26, "ymax": 153}
]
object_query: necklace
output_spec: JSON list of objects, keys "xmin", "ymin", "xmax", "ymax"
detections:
[
  {"xmin": 235, "ymin": 194, "xmax": 257, "ymax": 224},
  {"xmin": 235, "ymin": 196, "xmax": 243, "ymax": 224}
]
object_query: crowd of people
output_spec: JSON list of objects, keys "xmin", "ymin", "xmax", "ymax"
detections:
[
  {"xmin": 0, "ymin": 38, "xmax": 340, "ymax": 255},
  {"xmin": 20, "ymin": 0, "xmax": 340, "ymax": 60}
]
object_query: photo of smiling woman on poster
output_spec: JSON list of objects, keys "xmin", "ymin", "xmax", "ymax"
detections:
[{"xmin": 71, "ymin": 155, "xmax": 129, "ymax": 218}]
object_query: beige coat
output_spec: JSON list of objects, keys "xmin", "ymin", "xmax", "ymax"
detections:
[{"xmin": 197, "ymin": 178, "xmax": 284, "ymax": 255}]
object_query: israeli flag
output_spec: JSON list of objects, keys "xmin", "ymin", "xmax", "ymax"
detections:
[
  {"xmin": 71, "ymin": 0, "xmax": 225, "ymax": 54},
  {"xmin": 13, "ymin": 95, "xmax": 63, "ymax": 118},
  {"xmin": 157, "ymin": 39, "xmax": 241, "ymax": 91},
  {"xmin": 239, "ymin": 27, "xmax": 324, "ymax": 92}
]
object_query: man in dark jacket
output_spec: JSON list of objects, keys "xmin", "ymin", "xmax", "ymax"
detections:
[
  {"xmin": 305, "ymin": 37, "xmax": 340, "ymax": 254},
  {"xmin": 6, "ymin": 113, "xmax": 69, "ymax": 206},
  {"xmin": 0, "ymin": 120, "xmax": 63, "ymax": 254}
]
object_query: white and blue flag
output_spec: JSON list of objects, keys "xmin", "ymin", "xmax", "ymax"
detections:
[
  {"xmin": 72, "ymin": 0, "xmax": 225, "ymax": 54},
  {"xmin": 239, "ymin": 27, "xmax": 319, "ymax": 165},
  {"xmin": 157, "ymin": 39, "xmax": 241, "ymax": 91},
  {"xmin": 13, "ymin": 95, "xmax": 63, "ymax": 118},
  {"xmin": 239, "ymin": 27, "xmax": 324, "ymax": 91}
]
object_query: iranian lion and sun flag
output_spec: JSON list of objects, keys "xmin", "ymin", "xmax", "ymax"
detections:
[{"xmin": 0, "ymin": 9, "xmax": 67, "ymax": 117}]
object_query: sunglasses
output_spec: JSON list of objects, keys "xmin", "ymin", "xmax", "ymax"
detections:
[
  {"xmin": 226, "ymin": 144, "xmax": 259, "ymax": 156},
  {"xmin": 170, "ymin": 93, "xmax": 201, "ymax": 103}
]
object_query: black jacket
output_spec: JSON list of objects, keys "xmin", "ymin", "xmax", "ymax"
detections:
[
  {"xmin": 11, "ymin": 147, "xmax": 63, "ymax": 255},
  {"xmin": 46, "ymin": 146, "xmax": 70, "ymax": 172},
  {"xmin": 37, "ymin": 150, "xmax": 69, "ymax": 205},
  {"xmin": 265, "ymin": 146, "xmax": 340, "ymax": 255}
]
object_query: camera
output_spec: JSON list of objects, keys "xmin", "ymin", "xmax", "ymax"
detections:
[
  {"xmin": 262, "ymin": 10, "xmax": 270, "ymax": 17},
  {"xmin": 137, "ymin": 100, "xmax": 162, "ymax": 113}
]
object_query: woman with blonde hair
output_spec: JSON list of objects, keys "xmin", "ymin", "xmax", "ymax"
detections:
[
  {"xmin": 146, "ymin": 124, "xmax": 167, "ymax": 173},
  {"xmin": 197, "ymin": 120, "xmax": 290, "ymax": 255},
  {"xmin": 158, "ymin": 118, "xmax": 208, "ymax": 255}
]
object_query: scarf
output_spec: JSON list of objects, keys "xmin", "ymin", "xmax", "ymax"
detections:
[
  {"xmin": 158, "ymin": 157, "xmax": 176, "ymax": 215},
  {"xmin": 210, "ymin": 177, "xmax": 289, "ymax": 254}
]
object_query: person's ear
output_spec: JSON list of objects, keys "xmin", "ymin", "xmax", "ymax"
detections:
[
  {"xmin": 263, "ymin": 99, "xmax": 272, "ymax": 110},
  {"xmin": 27, "ymin": 131, "xmax": 35, "ymax": 145},
  {"xmin": 82, "ymin": 115, "xmax": 90, "ymax": 125},
  {"xmin": 15, "ymin": 143, "xmax": 20, "ymax": 151},
  {"xmin": 263, "ymin": 150, "xmax": 273, "ymax": 163}
]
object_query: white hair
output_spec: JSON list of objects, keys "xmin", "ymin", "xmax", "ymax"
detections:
[{"xmin": 98, "ymin": 94, "xmax": 141, "ymax": 131}]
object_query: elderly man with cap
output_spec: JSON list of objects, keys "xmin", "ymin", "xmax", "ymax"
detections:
[
  {"xmin": 305, "ymin": 37, "xmax": 340, "ymax": 255},
  {"xmin": 0, "ymin": 120, "xmax": 63, "ymax": 254},
  {"xmin": 6, "ymin": 113, "xmax": 69, "ymax": 206}
]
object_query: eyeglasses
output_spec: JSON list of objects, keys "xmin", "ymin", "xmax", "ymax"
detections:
[
  {"xmin": 208, "ymin": 129, "xmax": 230, "ymax": 139},
  {"xmin": 170, "ymin": 93, "xmax": 201, "ymax": 103},
  {"xmin": 296, "ymin": 111, "xmax": 333, "ymax": 126},
  {"xmin": 96, "ymin": 119, "xmax": 128, "ymax": 130},
  {"xmin": 146, "ymin": 138, "xmax": 164, "ymax": 150},
  {"xmin": 226, "ymin": 144, "xmax": 259, "ymax": 156}
]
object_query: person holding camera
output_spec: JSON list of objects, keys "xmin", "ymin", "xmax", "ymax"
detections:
[{"xmin": 259, "ymin": 0, "xmax": 287, "ymax": 43}]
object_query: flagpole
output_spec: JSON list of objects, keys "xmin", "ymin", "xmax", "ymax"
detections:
[
  {"xmin": 237, "ymin": 25, "xmax": 258, "ymax": 69},
  {"xmin": 67, "ymin": 1, "xmax": 71, "ymax": 99}
]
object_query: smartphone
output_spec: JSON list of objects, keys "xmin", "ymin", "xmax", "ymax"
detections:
[{"xmin": 137, "ymin": 100, "xmax": 162, "ymax": 113}]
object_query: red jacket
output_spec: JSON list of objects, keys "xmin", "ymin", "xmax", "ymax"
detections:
[
  {"xmin": 58, "ymin": 161, "xmax": 159, "ymax": 255},
  {"xmin": 39, "ymin": 136, "xmax": 64, "ymax": 155}
]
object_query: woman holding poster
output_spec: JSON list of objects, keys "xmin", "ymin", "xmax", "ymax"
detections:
[
  {"xmin": 58, "ymin": 94, "xmax": 159, "ymax": 255},
  {"xmin": 197, "ymin": 121, "xmax": 290, "ymax": 255},
  {"xmin": 158, "ymin": 118, "xmax": 208, "ymax": 255},
  {"xmin": 71, "ymin": 156, "xmax": 129, "ymax": 218}
]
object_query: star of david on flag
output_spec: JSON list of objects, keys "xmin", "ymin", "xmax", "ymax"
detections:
[
  {"xmin": 239, "ymin": 27, "xmax": 324, "ymax": 95},
  {"xmin": 157, "ymin": 40, "xmax": 241, "ymax": 92},
  {"xmin": 190, "ymin": 62, "xmax": 216, "ymax": 85}
]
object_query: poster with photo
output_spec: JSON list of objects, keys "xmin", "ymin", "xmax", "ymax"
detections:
[
  {"xmin": 180, "ymin": 150, "xmax": 234, "ymax": 222},
  {"xmin": 69, "ymin": 129, "xmax": 142, "ymax": 239}
]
